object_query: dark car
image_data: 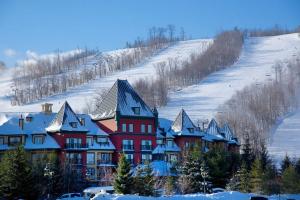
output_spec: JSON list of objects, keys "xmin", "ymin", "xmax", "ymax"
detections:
[{"xmin": 250, "ymin": 196, "xmax": 268, "ymax": 200}]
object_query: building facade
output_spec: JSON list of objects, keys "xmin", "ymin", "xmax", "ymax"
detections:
[{"xmin": 0, "ymin": 79, "xmax": 239, "ymax": 185}]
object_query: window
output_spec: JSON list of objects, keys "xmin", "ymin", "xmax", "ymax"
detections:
[
  {"xmin": 87, "ymin": 153, "xmax": 95, "ymax": 164},
  {"xmin": 167, "ymin": 140, "xmax": 173, "ymax": 147},
  {"xmin": 97, "ymin": 137, "xmax": 108, "ymax": 145},
  {"xmin": 141, "ymin": 140, "xmax": 152, "ymax": 150},
  {"xmin": 86, "ymin": 167, "xmax": 95, "ymax": 180},
  {"xmin": 129, "ymin": 124, "xmax": 133, "ymax": 133},
  {"xmin": 122, "ymin": 140, "xmax": 134, "ymax": 150},
  {"xmin": 66, "ymin": 138, "xmax": 82, "ymax": 148},
  {"xmin": 33, "ymin": 135, "xmax": 44, "ymax": 144},
  {"xmin": 66, "ymin": 153, "xmax": 82, "ymax": 164},
  {"xmin": 124, "ymin": 154, "xmax": 134, "ymax": 163},
  {"xmin": 0, "ymin": 137, "xmax": 4, "ymax": 145},
  {"xmin": 9, "ymin": 136, "xmax": 21, "ymax": 145},
  {"xmin": 147, "ymin": 125, "xmax": 152, "ymax": 133},
  {"xmin": 122, "ymin": 124, "xmax": 127, "ymax": 132},
  {"xmin": 69, "ymin": 122, "xmax": 78, "ymax": 128},
  {"xmin": 97, "ymin": 153, "xmax": 111, "ymax": 164},
  {"xmin": 156, "ymin": 139, "xmax": 163, "ymax": 145},
  {"xmin": 141, "ymin": 124, "xmax": 145, "ymax": 133},
  {"xmin": 170, "ymin": 154, "xmax": 178, "ymax": 162},
  {"xmin": 132, "ymin": 107, "xmax": 140, "ymax": 115},
  {"xmin": 26, "ymin": 116, "xmax": 32, "ymax": 122},
  {"xmin": 142, "ymin": 154, "xmax": 152, "ymax": 163},
  {"xmin": 188, "ymin": 128, "xmax": 194, "ymax": 133},
  {"xmin": 87, "ymin": 137, "xmax": 93, "ymax": 147}
]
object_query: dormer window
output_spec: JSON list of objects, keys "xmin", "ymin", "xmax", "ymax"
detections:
[
  {"xmin": 80, "ymin": 118, "xmax": 85, "ymax": 126},
  {"xmin": 188, "ymin": 128, "xmax": 194, "ymax": 133},
  {"xmin": 132, "ymin": 107, "xmax": 140, "ymax": 115},
  {"xmin": 69, "ymin": 122, "xmax": 78, "ymax": 128},
  {"xmin": 26, "ymin": 116, "xmax": 33, "ymax": 122},
  {"xmin": 33, "ymin": 135, "xmax": 44, "ymax": 144}
]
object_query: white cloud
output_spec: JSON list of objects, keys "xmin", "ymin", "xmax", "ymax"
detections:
[
  {"xmin": 25, "ymin": 50, "xmax": 38, "ymax": 59},
  {"xmin": 3, "ymin": 48, "xmax": 17, "ymax": 57}
]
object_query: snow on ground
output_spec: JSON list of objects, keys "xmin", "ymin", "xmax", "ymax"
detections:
[
  {"xmin": 268, "ymin": 109, "xmax": 300, "ymax": 163},
  {"xmin": 158, "ymin": 33, "xmax": 300, "ymax": 121},
  {"xmin": 0, "ymin": 39, "xmax": 212, "ymax": 113},
  {"xmin": 91, "ymin": 192, "xmax": 300, "ymax": 200}
]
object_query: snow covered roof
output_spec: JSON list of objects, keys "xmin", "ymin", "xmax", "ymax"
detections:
[
  {"xmin": 77, "ymin": 114, "xmax": 108, "ymax": 136},
  {"xmin": 46, "ymin": 101, "xmax": 88, "ymax": 133},
  {"xmin": 133, "ymin": 161, "xmax": 176, "ymax": 177},
  {"xmin": 170, "ymin": 109, "xmax": 203, "ymax": 137},
  {"xmin": 152, "ymin": 143, "xmax": 181, "ymax": 154},
  {"xmin": 205, "ymin": 119, "xmax": 227, "ymax": 141},
  {"xmin": 92, "ymin": 79, "xmax": 155, "ymax": 120},
  {"xmin": 0, "ymin": 112, "xmax": 60, "ymax": 150}
]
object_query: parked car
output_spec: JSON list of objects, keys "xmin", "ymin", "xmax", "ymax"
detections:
[
  {"xmin": 250, "ymin": 196, "xmax": 268, "ymax": 200},
  {"xmin": 83, "ymin": 186, "xmax": 114, "ymax": 199},
  {"xmin": 211, "ymin": 187, "xmax": 225, "ymax": 193},
  {"xmin": 56, "ymin": 193, "xmax": 83, "ymax": 200}
]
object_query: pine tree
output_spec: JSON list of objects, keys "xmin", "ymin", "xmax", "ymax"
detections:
[
  {"xmin": 250, "ymin": 158, "xmax": 263, "ymax": 193},
  {"xmin": 0, "ymin": 145, "xmax": 35, "ymax": 199},
  {"xmin": 281, "ymin": 154, "xmax": 292, "ymax": 173},
  {"xmin": 239, "ymin": 162, "xmax": 251, "ymax": 193},
  {"xmin": 142, "ymin": 162, "xmax": 154, "ymax": 196},
  {"xmin": 241, "ymin": 135, "xmax": 255, "ymax": 171},
  {"xmin": 294, "ymin": 157, "xmax": 300, "ymax": 175},
  {"xmin": 113, "ymin": 154, "xmax": 133, "ymax": 194},
  {"xmin": 164, "ymin": 176, "xmax": 175, "ymax": 195},
  {"xmin": 226, "ymin": 172, "xmax": 240, "ymax": 191},
  {"xmin": 262, "ymin": 164, "xmax": 280, "ymax": 195},
  {"xmin": 281, "ymin": 165, "xmax": 300, "ymax": 194},
  {"xmin": 259, "ymin": 142, "xmax": 270, "ymax": 171}
]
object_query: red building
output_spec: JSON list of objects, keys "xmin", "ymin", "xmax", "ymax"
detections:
[{"xmin": 92, "ymin": 79, "xmax": 158, "ymax": 165}]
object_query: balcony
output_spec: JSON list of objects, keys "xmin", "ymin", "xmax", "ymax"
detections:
[
  {"xmin": 67, "ymin": 159, "xmax": 83, "ymax": 165},
  {"xmin": 141, "ymin": 145, "xmax": 152, "ymax": 151},
  {"xmin": 122, "ymin": 144, "xmax": 134, "ymax": 151},
  {"xmin": 65, "ymin": 143, "xmax": 87, "ymax": 149},
  {"xmin": 97, "ymin": 159, "xmax": 113, "ymax": 165}
]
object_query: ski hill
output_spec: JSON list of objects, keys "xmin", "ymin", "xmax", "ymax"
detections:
[{"xmin": 0, "ymin": 39, "xmax": 212, "ymax": 113}]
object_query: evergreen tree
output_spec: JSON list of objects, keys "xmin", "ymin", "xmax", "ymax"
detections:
[
  {"xmin": 0, "ymin": 145, "xmax": 35, "ymax": 199},
  {"xmin": 262, "ymin": 164, "xmax": 280, "ymax": 195},
  {"xmin": 164, "ymin": 176, "xmax": 175, "ymax": 195},
  {"xmin": 250, "ymin": 158, "xmax": 263, "ymax": 193},
  {"xmin": 239, "ymin": 162, "xmax": 251, "ymax": 193},
  {"xmin": 281, "ymin": 154, "xmax": 292, "ymax": 173},
  {"xmin": 113, "ymin": 154, "xmax": 133, "ymax": 194},
  {"xmin": 259, "ymin": 142, "xmax": 270, "ymax": 171},
  {"xmin": 132, "ymin": 162, "xmax": 154, "ymax": 196},
  {"xmin": 281, "ymin": 165, "xmax": 300, "ymax": 194},
  {"xmin": 205, "ymin": 147, "xmax": 230, "ymax": 188},
  {"xmin": 241, "ymin": 135, "xmax": 255, "ymax": 171},
  {"xmin": 295, "ymin": 158, "xmax": 300, "ymax": 175},
  {"xmin": 226, "ymin": 172, "xmax": 240, "ymax": 191}
]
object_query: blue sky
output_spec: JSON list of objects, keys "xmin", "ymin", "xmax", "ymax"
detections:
[{"xmin": 0, "ymin": 0, "xmax": 299, "ymax": 67}]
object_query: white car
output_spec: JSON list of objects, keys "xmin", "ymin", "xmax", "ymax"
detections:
[{"xmin": 56, "ymin": 193, "xmax": 83, "ymax": 200}]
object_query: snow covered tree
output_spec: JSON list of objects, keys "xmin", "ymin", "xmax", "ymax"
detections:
[
  {"xmin": 113, "ymin": 154, "xmax": 133, "ymax": 194},
  {"xmin": 226, "ymin": 172, "xmax": 240, "ymax": 191},
  {"xmin": 132, "ymin": 162, "xmax": 155, "ymax": 196},
  {"xmin": 0, "ymin": 146, "xmax": 35, "ymax": 199},
  {"xmin": 250, "ymin": 158, "xmax": 263, "ymax": 193},
  {"xmin": 281, "ymin": 154, "xmax": 292, "ymax": 173},
  {"xmin": 281, "ymin": 165, "xmax": 300, "ymax": 194}
]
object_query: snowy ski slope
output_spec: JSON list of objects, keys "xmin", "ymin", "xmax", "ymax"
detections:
[
  {"xmin": 158, "ymin": 33, "xmax": 300, "ymax": 121},
  {"xmin": 0, "ymin": 39, "xmax": 212, "ymax": 112},
  {"xmin": 268, "ymin": 110, "xmax": 300, "ymax": 163}
]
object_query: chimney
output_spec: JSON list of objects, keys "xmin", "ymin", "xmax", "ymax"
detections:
[
  {"xmin": 41, "ymin": 103, "xmax": 53, "ymax": 114},
  {"xmin": 19, "ymin": 115, "xmax": 24, "ymax": 130}
]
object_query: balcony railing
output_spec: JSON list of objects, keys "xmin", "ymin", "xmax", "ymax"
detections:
[
  {"xmin": 65, "ymin": 143, "xmax": 87, "ymax": 149},
  {"xmin": 141, "ymin": 145, "xmax": 152, "ymax": 151},
  {"xmin": 122, "ymin": 144, "xmax": 134, "ymax": 151},
  {"xmin": 67, "ymin": 159, "xmax": 83, "ymax": 165},
  {"xmin": 97, "ymin": 160, "xmax": 113, "ymax": 165}
]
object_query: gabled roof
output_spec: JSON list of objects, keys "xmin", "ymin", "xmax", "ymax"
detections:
[
  {"xmin": 92, "ymin": 79, "xmax": 155, "ymax": 120},
  {"xmin": 46, "ymin": 101, "xmax": 88, "ymax": 133},
  {"xmin": 206, "ymin": 119, "xmax": 226, "ymax": 141},
  {"xmin": 171, "ymin": 109, "xmax": 203, "ymax": 137}
]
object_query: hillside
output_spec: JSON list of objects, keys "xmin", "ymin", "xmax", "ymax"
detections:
[
  {"xmin": 0, "ymin": 39, "xmax": 212, "ymax": 112},
  {"xmin": 159, "ymin": 33, "xmax": 300, "ymax": 121}
]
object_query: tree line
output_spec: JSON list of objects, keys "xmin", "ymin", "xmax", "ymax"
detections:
[
  {"xmin": 114, "ymin": 141, "xmax": 300, "ymax": 197},
  {"xmin": 12, "ymin": 25, "xmax": 185, "ymax": 105},
  {"xmin": 247, "ymin": 24, "xmax": 300, "ymax": 37},
  {"xmin": 133, "ymin": 29, "xmax": 244, "ymax": 108},
  {"xmin": 217, "ymin": 55, "xmax": 300, "ymax": 154}
]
